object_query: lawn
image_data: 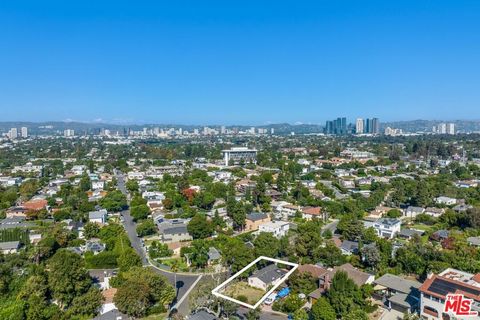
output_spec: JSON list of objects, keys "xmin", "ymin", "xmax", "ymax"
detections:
[{"xmin": 223, "ymin": 281, "xmax": 266, "ymax": 305}]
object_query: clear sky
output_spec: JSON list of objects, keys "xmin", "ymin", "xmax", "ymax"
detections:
[{"xmin": 1, "ymin": 1, "xmax": 480, "ymax": 125}]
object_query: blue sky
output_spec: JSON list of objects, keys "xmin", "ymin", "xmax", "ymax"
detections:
[{"xmin": 1, "ymin": 1, "xmax": 480, "ymax": 125}]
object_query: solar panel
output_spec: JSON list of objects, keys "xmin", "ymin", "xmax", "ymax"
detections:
[{"xmin": 429, "ymin": 278, "xmax": 480, "ymax": 297}]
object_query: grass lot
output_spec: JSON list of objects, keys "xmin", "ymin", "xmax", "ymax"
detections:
[
  {"xmin": 223, "ymin": 281, "xmax": 265, "ymax": 305},
  {"xmin": 161, "ymin": 258, "xmax": 189, "ymax": 272}
]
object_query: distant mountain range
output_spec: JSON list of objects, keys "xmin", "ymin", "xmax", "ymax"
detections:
[{"xmin": 1, "ymin": 119, "xmax": 480, "ymax": 135}]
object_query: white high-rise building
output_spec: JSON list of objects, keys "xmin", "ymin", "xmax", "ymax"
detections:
[
  {"xmin": 64, "ymin": 129, "xmax": 75, "ymax": 137},
  {"xmin": 8, "ymin": 128, "xmax": 18, "ymax": 139},
  {"xmin": 21, "ymin": 127, "xmax": 28, "ymax": 138},
  {"xmin": 446, "ymin": 123, "xmax": 455, "ymax": 135},
  {"xmin": 355, "ymin": 118, "xmax": 364, "ymax": 134},
  {"xmin": 438, "ymin": 123, "xmax": 447, "ymax": 134},
  {"xmin": 220, "ymin": 126, "xmax": 226, "ymax": 134}
]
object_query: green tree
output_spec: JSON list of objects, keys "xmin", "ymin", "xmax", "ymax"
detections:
[
  {"xmin": 187, "ymin": 214, "xmax": 214, "ymax": 239},
  {"xmin": 311, "ymin": 297, "xmax": 336, "ymax": 320},
  {"xmin": 136, "ymin": 219, "xmax": 156, "ymax": 237},
  {"xmin": 326, "ymin": 271, "xmax": 364, "ymax": 317},
  {"xmin": 66, "ymin": 287, "xmax": 104, "ymax": 318},
  {"xmin": 343, "ymin": 309, "xmax": 369, "ymax": 320},
  {"xmin": 253, "ymin": 232, "xmax": 280, "ymax": 258},
  {"xmin": 83, "ymin": 222, "xmax": 100, "ymax": 239},
  {"xmin": 293, "ymin": 308, "xmax": 308, "ymax": 320},
  {"xmin": 130, "ymin": 204, "xmax": 150, "ymax": 221},
  {"xmin": 114, "ymin": 267, "xmax": 174, "ymax": 317},
  {"xmin": 47, "ymin": 250, "xmax": 93, "ymax": 308},
  {"xmin": 101, "ymin": 190, "xmax": 127, "ymax": 212},
  {"xmin": 125, "ymin": 180, "xmax": 139, "ymax": 193},
  {"xmin": 289, "ymin": 271, "xmax": 317, "ymax": 295},
  {"xmin": 117, "ymin": 249, "xmax": 142, "ymax": 272}
]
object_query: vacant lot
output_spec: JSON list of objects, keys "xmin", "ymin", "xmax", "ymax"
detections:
[{"xmin": 223, "ymin": 281, "xmax": 265, "ymax": 305}]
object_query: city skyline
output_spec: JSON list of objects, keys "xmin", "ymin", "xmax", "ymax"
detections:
[{"xmin": 1, "ymin": 1, "xmax": 480, "ymax": 124}]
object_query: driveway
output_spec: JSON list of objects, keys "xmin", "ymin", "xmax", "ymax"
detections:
[{"xmin": 379, "ymin": 307, "xmax": 404, "ymax": 320}]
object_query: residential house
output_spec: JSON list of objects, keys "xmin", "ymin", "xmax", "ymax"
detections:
[
  {"xmin": 368, "ymin": 218, "xmax": 401, "ymax": 239},
  {"xmin": 398, "ymin": 229, "xmax": 425, "ymax": 240},
  {"xmin": 301, "ymin": 206, "xmax": 322, "ymax": 220},
  {"xmin": 271, "ymin": 201, "xmax": 299, "ymax": 220},
  {"xmin": 91, "ymin": 180, "xmax": 105, "ymax": 191},
  {"xmin": 453, "ymin": 203, "xmax": 473, "ymax": 213},
  {"xmin": 329, "ymin": 263, "xmax": 375, "ymax": 287},
  {"xmin": 23, "ymin": 198, "xmax": 48, "ymax": 212},
  {"xmin": 258, "ymin": 221, "xmax": 290, "ymax": 238},
  {"xmin": 434, "ymin": 196, "xmax": 457, "ymax": 206},
  {"xmin": 89, "ymin": 209, "xmax": 108, "ymax": 225},
  {"xmin": 419, "ymin": 268, "xmax": 480, "ymax": 319},
  {"xmin": 424, "ymin": 207, "xmax": 445, "ymax": 218},
  {"xmin": 404, "ymin": 206, "xmax": 425, "ymax": 219},
  {"xmin": 340, "ymin": 240, "xmax": 359, "ymax": 255},
  {"xmin": 248, "ymin": 264, "xmax": 287, "ymax": 291},
  {"xmin": 0, "ymin": 241, "xmax": 20, "ymax": 254},
  {"xmin": 5, "ymin": 206, "xmax": 27, "ymax": 218},
  {"xmin": 368, "ymin": 206, "xmax": 393, "ymax": 219},
  {"xmin": 467, "ymin": 237, "xmax": 480, "ymax": 247},
  {"xmin": 85, "ymin": 240, "xmax": 106, "ymax": 255},
  {"xmin": 161, "ymin": 225, "xmax": 193, "ymax": 243},
  {"xmin": 373, "ymin": 274, "xmax": 421, "ymax": 314},
  {"xmin": 245, "ymin": 212, "xmax": 270, "ymax": 231},
  {"xmin": 430, "ymin": 230, "xmax": 449, "ymax": 242}
]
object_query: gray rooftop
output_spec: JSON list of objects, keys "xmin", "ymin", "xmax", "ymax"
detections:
[
  {"xmin": 399, "ymin": 229, "xmax": 424, "ymax": 238},
  {"xmin": 208, "ymin": 247, "xmax": 221, "ymax": 261},
  {"xmin": 250, "ymin": 264, "xmax": 287, "ymax": 284},
  {"xmin": 163, "ymin": 225, "xmax": 189, "ymax": 235},
  {"xmin": 246, "ymin": 212, "xmax": 268, "ymax": 221},
  {"xmin": 376, "ymin": 218, "xmax": 401, "ymax": 226},
  {"xmin": 0, "ymin": 241, "xmax": 20, "ymax": 250},
  {"xmin": 374, "ymin": 274, "xmax": 421, "ymax": 294},
  {"xmin": 89, "ymin": 209, "xmax": 107, "ymax": 219},
  {"xmin": 467, "ymin": 237, "xmax": 480, "ymax": 246},
  {"xmin": 93, "ymin": 309, "xmax": 129, "ymax": 320},
  {"xmin": 341, "ymin": 240, "xmax": 359, "ymax": 252}
]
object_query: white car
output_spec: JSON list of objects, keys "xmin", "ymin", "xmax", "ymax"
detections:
[{"xmin": 264, "ymin": 293, "xmax": 277, "ymax": 305}]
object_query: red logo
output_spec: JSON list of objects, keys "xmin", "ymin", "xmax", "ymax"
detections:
[{"xmin": 444, "ymin": 294, "xmax": 478, "ymax": 317}]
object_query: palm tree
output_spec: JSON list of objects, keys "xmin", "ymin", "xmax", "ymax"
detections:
[{"xmin": 171, "ymin": 260, "xmax": 180, "ymax": 297}]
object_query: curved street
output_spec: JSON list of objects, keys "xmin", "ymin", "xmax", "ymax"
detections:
[{"xmin": 115, "ymin": 170, "xmax": 201, "ymax": 311}]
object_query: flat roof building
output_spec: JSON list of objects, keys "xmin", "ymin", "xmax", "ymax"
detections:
[{"xmin": 222, "ymin": 147, "xmax": 257, "ymax": 166}]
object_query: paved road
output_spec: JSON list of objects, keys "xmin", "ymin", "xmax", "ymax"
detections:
[
  {"xmin": 114, "ymin": 170, "xmax": 201, "ymax": 310},
  {"xmin": 319, "ymin": 180, "xmax": 348, "ymax": 200},
  {"xmin": 321, "ymin": 219, "xmax": 339, "ymax": 235},
  {"xmin": 237, "ymin": 307, "xmax": 288, "ymax": 320}
]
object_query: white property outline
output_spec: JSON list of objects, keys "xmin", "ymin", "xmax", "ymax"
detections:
[{"xmin": 211, "ymin": 256, "xmax": 299, "ymax": 309}]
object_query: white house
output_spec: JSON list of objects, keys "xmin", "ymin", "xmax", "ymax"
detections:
[
  {"xmin": 248, "ymin": 264, "xmax": 287, "ymax": 291},
  {"xmin": 271, "ymin": 201, "xmax": 298, "ymax": 220},
  {"xmin": 258, "ymin": 221, "xmax": 290, "ymax": 238},
  {"xmin": 91, "ymin": 180, "xmax": 105, "ymax": 191},
  {"xmin": 89, "ymin": 209, "xmax": 108, "ymax": 225},
  {"xmin": 404, "ymin": 206, "xmax": 424, "ymax": 219},
  {"xmin": 434, "ymin": 196, "xmax": 457, "ymax": 206},
  {"xmin": 71, "ymin": 165, "xmax": 87, "ymax": 176},
  {"xmin": 369, "ymin": 218, "xmax": 401, "ymax": 239}
]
